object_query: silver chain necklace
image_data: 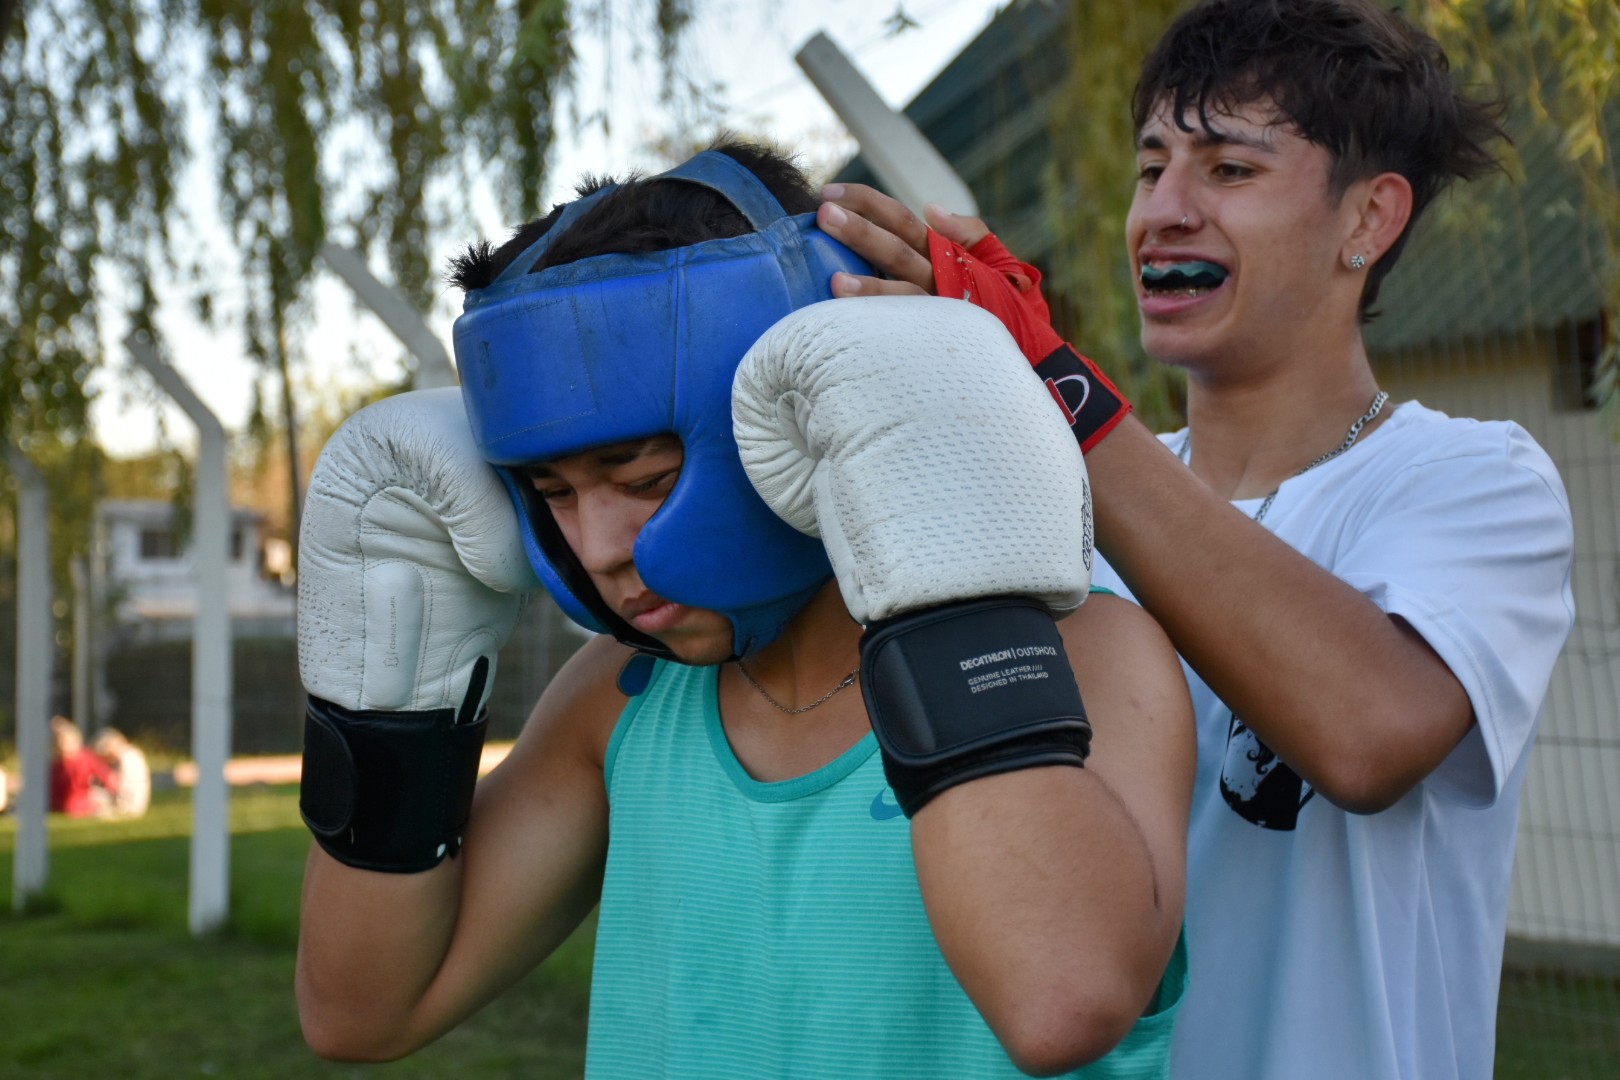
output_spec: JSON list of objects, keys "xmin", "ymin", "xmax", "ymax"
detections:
[
  {"xmin": 1179, "ymin": 390, "xmax": 1390, "ymax": 525},
  {"xmin": 735, "ymin": 661, "xmax": 859, "ymax": 715}
]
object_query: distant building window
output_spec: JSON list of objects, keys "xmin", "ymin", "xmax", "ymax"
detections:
[{"xmin": 139, "ymin": 528, "xmax": 179, "ymax": 560}]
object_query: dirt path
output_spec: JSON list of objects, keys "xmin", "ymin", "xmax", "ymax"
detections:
[{"xmin": 166, "ymin": 742, "xmax": 515, "ymax": 787}]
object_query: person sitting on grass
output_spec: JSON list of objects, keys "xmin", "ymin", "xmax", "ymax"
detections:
[
  {"xmin": 49, "ymin": 715, "xmax": 117, "ymax": 818},
  {"xmin": 94, "ymin": 728, "xmax": 151, "ymax": 818}
]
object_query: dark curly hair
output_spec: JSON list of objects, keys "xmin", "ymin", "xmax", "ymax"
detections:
[
  {"xmin": 1133, "ymin": 0, "xmax": 1508, "ymax": 321},
  {"xmin": 447, "ymin": 139, "xmax": 819, "ymax": 293}
]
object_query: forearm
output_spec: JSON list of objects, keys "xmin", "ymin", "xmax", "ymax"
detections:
[
  {"xmin": 296, "ymin": 720, "xmax": 612, "ymax": 1062},
  {"xmin": 296, "ymin": 848, "xmax": 464, "ymax": 1061},
  {"xmin": 1087, "ymin": 420, "xmax": 1472, "ymax": 807},
  {"xmin": 913, "ymin": 767, "xmax": 1176, "ymax": 1075}
]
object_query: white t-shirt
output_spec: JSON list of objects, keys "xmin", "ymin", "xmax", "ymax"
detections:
[
  {"xmin": 112, "ymin": 747, "xmax": 151, "ymax": 817},
  {"xmin": 1091, "ymin": 401, "xmax": 1575, "ymax": 1080}
]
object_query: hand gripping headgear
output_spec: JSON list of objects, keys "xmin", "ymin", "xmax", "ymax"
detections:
[{"xmin": 454, "ymin": 150, "xmax": 871, "ymax": 659}]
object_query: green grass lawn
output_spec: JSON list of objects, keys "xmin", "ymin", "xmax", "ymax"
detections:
[
  {"xmin": 1495, "ymin": 967, "xmax": 1620, "ymax": 1080},
  {"xmin": 2, "ymin": 783, "xmax": 1616, "ymax": 1078},
  {"xmin": 0, "ymin": 785, "xmax": 592, "ymax": 1079}
]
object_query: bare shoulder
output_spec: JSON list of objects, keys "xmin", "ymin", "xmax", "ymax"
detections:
[
  {"xmin": 503, "ymin": 633, "xmax": 642, "ymax": 774},
  {"xmin": 1058, "ymin": 592, "xmax": 1182, "ymax": 685},
  {"xmin": 1057, "ymin": 592, "xmax": 1193, "ymax": 762}
]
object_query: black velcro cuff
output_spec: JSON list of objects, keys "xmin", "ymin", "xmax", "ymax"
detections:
[
  {"xmin": 300, "ymin": 695, "xmax": 488, "ymax": 874},
  {"xmin": 860, "ymin": 598, "xmax": 1092, "ymax": 817},
  {"xmin": 1034, "ymin": 343, "xmax": 1132, "ymax": 453}
]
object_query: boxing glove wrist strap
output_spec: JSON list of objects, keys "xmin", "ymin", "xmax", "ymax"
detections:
[
  {"xmin": 859, "ymin": 597, "xmax": 1092, "ymax": 818},
  {"xmin": 1033, "ymin": 341, "xmax": 1134, "ymax": 453},
  {"xmin": 299, "ymin": 696, "xmax": 488, "ymax": 873}
]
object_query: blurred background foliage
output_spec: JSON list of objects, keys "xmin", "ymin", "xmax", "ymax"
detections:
[{"xmin": 1, "ymin": 0, "xmax": 694, "ymax": 555}]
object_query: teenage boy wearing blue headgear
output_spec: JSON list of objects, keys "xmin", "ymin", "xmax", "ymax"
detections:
[{"xmin": 293, "ymin": 141, "xmax": 1194, "ymax": 1078}]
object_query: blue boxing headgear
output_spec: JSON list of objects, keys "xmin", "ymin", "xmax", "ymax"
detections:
[{"xmin": 455, "ymin": 150, "xmax": 871, "ymax": 660}]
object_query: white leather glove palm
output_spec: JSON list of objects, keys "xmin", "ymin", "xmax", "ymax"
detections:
[
  {"xmin": 298, "ymin": 387, "xmax": 539, "ymax": 715},
  {"xmin": 733, "ymin": 295, "xmax": 1092, "ymax": 625}
]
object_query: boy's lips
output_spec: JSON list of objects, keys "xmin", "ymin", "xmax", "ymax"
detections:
[
  {"xmin": 1138, "ymin": 286, "xmax": 1223, "ymax": 318},
  {"xmin": 623, "ymin": 595, "xmax": 686, "ymax": 634}
]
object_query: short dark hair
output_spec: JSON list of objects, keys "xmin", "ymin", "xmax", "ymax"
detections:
[
  {"xmin": 447, "ymin": 139, "xmax": 819, "ymax": 293},
  {"xmin": 1133, "ymin": 0, "xmax": 1508, "ymax": 321}
]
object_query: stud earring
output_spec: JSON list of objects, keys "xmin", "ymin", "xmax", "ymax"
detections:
[{"xmin": 1349, "ymin": 253, "xmax": 1367, "ymax": 270}]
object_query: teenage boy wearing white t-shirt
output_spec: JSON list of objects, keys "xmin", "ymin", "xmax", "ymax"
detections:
[{"xmin": 815, "ymin": 1, "xmax": 1576, "ymax": 1077}]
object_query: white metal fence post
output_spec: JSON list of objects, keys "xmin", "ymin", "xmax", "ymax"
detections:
[
  {"xmin": 319, "ymin": 243, "xmax": 458, "ymax": 390},
  {"xmin": 795, "ymin": 31, "xmax": 980, "ymax": 218},
  {"xmin": 125, "ymin": 332, "xmax": 233, "ymax": 936},
  {"xmin": 6, "ymin": 442, "xmax": 52, "ymax": 911}
]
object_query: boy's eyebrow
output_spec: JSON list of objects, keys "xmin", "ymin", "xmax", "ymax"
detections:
[
  {"xmin": 523, "ymin": 435, "xmax": 681, "ymax": 479},
  {"xmin": 596, "ymin": 435, "xmax": 680, "ymax": 466},
  {"xmin": 1137, "ymin": 126, "xmax": 1278, "ymax": 153}
]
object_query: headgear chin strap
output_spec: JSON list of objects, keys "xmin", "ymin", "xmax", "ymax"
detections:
[{"xmin": 455, "ymin": 150, "xmax": 872, "ymax": 660}]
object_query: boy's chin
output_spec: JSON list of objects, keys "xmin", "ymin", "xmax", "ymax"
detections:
[{"xmin": 657, "ymin": 629, "xmax": 737, "ymax": 667}]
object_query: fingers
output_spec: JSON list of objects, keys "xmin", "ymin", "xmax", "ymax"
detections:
[
  {"xmin": 829, "ymin": 271, "xmax": 929, "ymax": 299},
  {"xmin": 818, "ymin": 184, "xmax": 934, "ymax": 292},
  {"xmin": 822, "ymin": 183, "xmax": 930, "ymax": 253},
  {"xmin": 923, "ymin": 203, "xmax": 991, "ymax": 249},
  {"xmin": 818, "ymin": 182, "xmax": 999, "ymax": 299}
]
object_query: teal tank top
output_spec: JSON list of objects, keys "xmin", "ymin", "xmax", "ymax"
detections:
[{"xmin": 587, "ymin": 659, "xmax": 1185, "ymax": 1079}]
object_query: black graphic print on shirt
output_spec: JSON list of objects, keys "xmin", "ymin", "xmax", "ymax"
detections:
[{"xmin": 1219, "ymin": 711, "xmax": 1316, "ymax": 830}]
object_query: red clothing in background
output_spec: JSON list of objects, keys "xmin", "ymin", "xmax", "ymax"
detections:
[{"xmin": 49, "ymin": 749, "xmax": 117, "ymax": 817}]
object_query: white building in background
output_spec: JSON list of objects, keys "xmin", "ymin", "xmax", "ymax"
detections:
[{"xmin": 97, "ymin": 499, "xmax": 295, "ymax": 641}]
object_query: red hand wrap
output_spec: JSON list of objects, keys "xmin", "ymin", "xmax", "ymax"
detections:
[{"xmin": 928, "ymin": 229, "xmax": 1133, "ymax": 453}]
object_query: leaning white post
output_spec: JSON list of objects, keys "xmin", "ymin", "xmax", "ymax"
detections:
[
  {"xmin": 319, "ymin": 243, "xmax": 458, "ymax": 390},
  {"xmin": 795, "ymin": 31, "xmax": 980, "ymax": 218},
  {"xmin": 6, "ymin": 442, "xmax": 51, "ymax": 912},
  {"xmin": 125, "ymin": 332, "xmax": 233, "ymax": 935}
]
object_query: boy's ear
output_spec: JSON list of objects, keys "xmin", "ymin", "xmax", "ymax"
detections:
[{"xmin": 1344, "ymin": 172, "xmax": 1413, "ymax": 269}]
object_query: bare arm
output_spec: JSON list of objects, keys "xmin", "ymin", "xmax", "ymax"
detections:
[
  {"xmin": 818, "ymin": 183, "xmax": 1474, "ymax": 812},
  {"xmin": 912, "ymin": 594, "xmax": 1193, "ymax": 1075},
  {"xmin": 296, "ymin": 635, "xmax": 631, "ymax": 1060},
  {"xmin": 1085, "ymin": 424, "xmax": 1473, "ymax": 811}
]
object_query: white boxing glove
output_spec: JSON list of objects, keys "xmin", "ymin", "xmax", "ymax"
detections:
[
  {"xmin": 733, "ymin": 295, "xmax": 1092, "ymax": 622},
  {"xmin": 733, "ymin": 296, "xmax": 1095, "ymax": 817},
  {"xmin": 296, "ymin": 387, "xmax": 539, "ymax": 872}
]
